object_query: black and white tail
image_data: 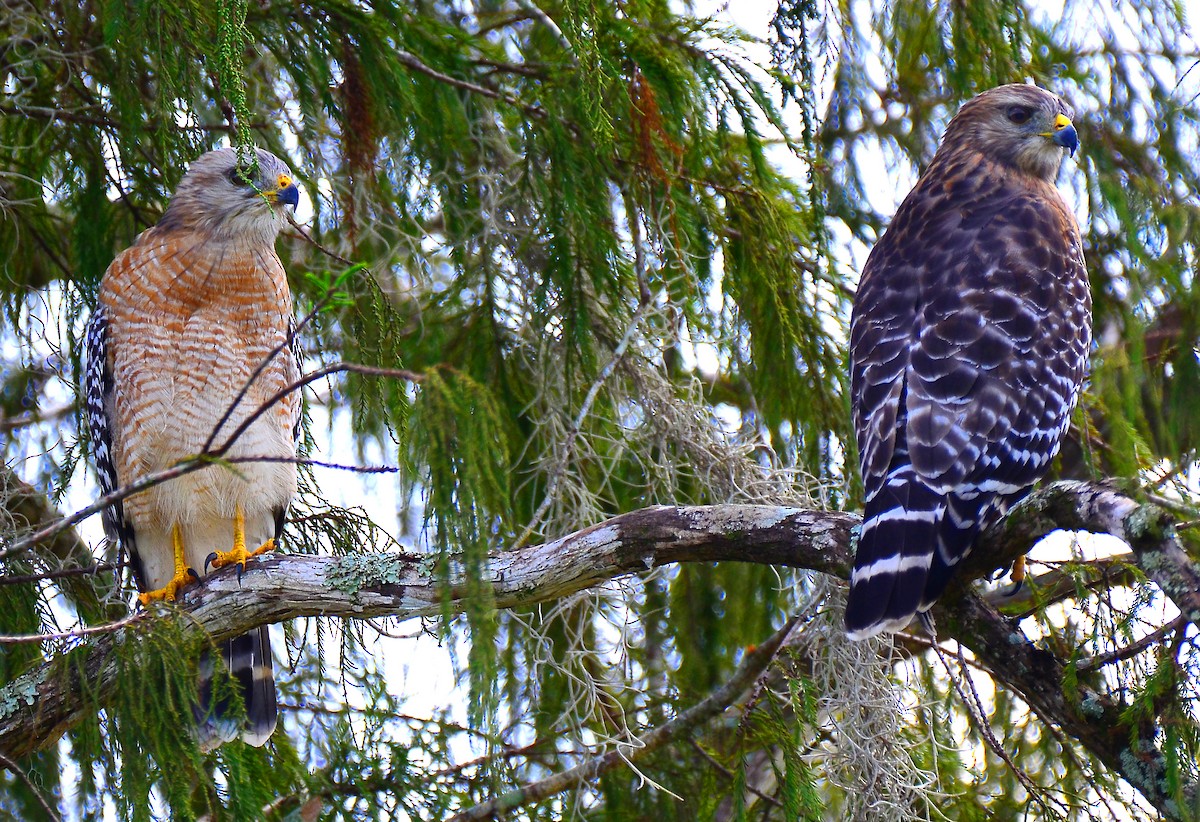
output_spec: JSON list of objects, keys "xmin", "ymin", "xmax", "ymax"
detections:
[
  {"xmin": 196, "ymin": 626, "xmax": 277, "ymax": 751},
  {"xmin": 844, "ymin": 469, "xmax": 1006, "ymax": 640}
]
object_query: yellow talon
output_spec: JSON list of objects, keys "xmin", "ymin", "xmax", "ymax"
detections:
[
  {"xmin": 204, "ymin": 505, "xmax": 275, "ymax": 578},
  {"xmin": 1001, "ymin": 555, "xmax": 1028, "ymax": 599},
  {"xmin": 1012, "ymin": 555, "xmax": 1027, "ymax": 585},
  {"xmin": 138, "ymin": 524, "xmax": 198, "ymax": 604}
]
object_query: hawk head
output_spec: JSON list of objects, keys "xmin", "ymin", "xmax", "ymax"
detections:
[
  {"xmin": 157, "ymin": 147, "xmax": 301, "ymax": 242},
  {"xmin": 940, "ymin": 84, "xmax": 1078, "ymax": 181}
]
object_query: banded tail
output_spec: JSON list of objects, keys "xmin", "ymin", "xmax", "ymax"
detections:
[
  {"xmin": 196, "ymin": 626, "xmax": 277, "ymax": 750},
  {"xmin": 845, "ymin": 470, "xmax": 1012, "ymax": 640}
]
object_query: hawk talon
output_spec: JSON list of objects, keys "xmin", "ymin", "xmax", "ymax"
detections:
[
  {"xmin": 137, "ymin": 525, "xmax": 196, "ymax": 604},
  {"xmin": 138, "ymin": 566, "xmax": 199, "ymax": 604},
  {"xmin": 205, "ymin": 506, "xmax": 276, "ymax": 580},
  {"xmin": 1002, "ymin": 555, "xmax": 1028, "ymax": 598},
  {"xmin": 205, "ymin": 540, "xmax": 276, "ymax": 579}
]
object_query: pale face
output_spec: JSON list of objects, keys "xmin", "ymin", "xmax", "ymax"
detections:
[{"xmin": 158, "ymin": 147, "xmax": 300, "ymax": 242}]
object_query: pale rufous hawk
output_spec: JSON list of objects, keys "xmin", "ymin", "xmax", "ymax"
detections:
[{"xmin": 86, "ymin": 147, "xmax": 302, "ymax": 746}]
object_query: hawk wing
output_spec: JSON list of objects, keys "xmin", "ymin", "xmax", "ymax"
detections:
[{"xmin": 84, "ymin": 303, "xmax": 144, "ymax": 588}]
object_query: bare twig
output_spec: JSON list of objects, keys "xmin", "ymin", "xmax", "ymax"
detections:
[
  {"xmin": 392, "ymin": 49, "xmax": 549, "ymax": 122},
  {"xmin": 933, "ymin": 643, "xmax": 1061, "ymax": 816},
  {"xmin": 0, "ymin": 562, "xmax": 116, "ymax": 587},
  {"xmin": 1076, "ymin": 615, "xmax": 1188, "ymax": 671},
  {"xmin": 200, "ymin": 256, "xmax": 366, "ymax": 453},
  {"xmin": 1, "ymin": 363, "xmax": 419, "ymax": 562},
  {"xmin": 0, "ymin": 403, "xmax": 74, "ymax": 434},
  {"xmin": 513, "ymin": 304, "xmax": 652, "ymax": 549},
  {"xmin": 285, "ymin": 213, "xmax": 356, "ymax": 266},
  {"xmin": 0, "ymin": 750, "xmax": 62, "ymax": 822},
  {"xmin": 688, "ymin": 739, "xmax": 784, "ymax": 809},
  {"xmin": 448, "ymin": 616, "xmax": 800, "ymax": 821},
  {"xmin": 0, "ymin": 612, "xmax": 143, "ymax": 646}
]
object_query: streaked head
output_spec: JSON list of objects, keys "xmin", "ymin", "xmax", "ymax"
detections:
[
  {"xmin": 940, "ymin": 84, "xmax": 1078, "ymax": 181},
  {"xmin": 158, "ymin": 147, "xmax": 300, "ymax": 242}
]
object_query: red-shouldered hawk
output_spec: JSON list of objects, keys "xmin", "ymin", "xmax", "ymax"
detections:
[
  {"xmin": 85, "ymin": 147, "xmax": 302, "ymax": 747},
  {"xmin": 846, "ymin": 85, "xmax": 1091, "ymax": 640}
]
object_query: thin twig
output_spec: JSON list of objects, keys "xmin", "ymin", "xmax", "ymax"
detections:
[
  {"xmin": 1, "ymin": 459, "xmax": 207, "ymax": 561},
  {"xmin": 392, "ymin": 49, "xmax": 549, "ymax": 121},
  {"xmin": 285, "ymin": 213, "xmax": 355, "ymax": 266},
  {"xmin": 512, "ymin": 304, "xmax": 651, "ymax": 550},
  {"xmin": 202, "ymin": 211, "xmax": 371, "ymax": 455},
  {"xmin": 1, "ymin": 363, "xmax": 419, "ymax": 562},
  {"xmin": 934, "ymin": 643, "xmax": 1063, "ymax": 817},
  {"xmin": 449, "ymin": 616, "xmax": 799, "ymax": 821},
  {"xmin": 212, "ymin": 362, "xmax": 423, "ymax": 463},
  {"xmin": 225, "ymin": 456, "xmax": 399, "ymax": 475},
  {"xmin": 0, "ymin": 751, "xmax": 62, "ymax": 821},
  {"xmin": 688, "ymin": 738, "xmax": 784, "ymax": 809},
  {"xmin": 0, "ymin": 403, "xmax": 75, "ymax": 434},
  {"xmin": 0, "ymin": 562, "xmax": 116, "ymax": 587},
  {"xmin": 0, "ymin": 612, "xmax": 144, "ymax": 646},
  {"xmin": 1076, "ymin": 615, "xmax": 1187, "ymax": 672},
  {"xmin": 200, "ymin": 258, "xmax": 364, "ymax": 454}
]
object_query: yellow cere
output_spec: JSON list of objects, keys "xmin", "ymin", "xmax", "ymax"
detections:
[
  {"xmin": 1053, "ymin": 113, "xmax": 1072, "ymax": 131},
  {"xmin": 277, "ymin": 173, "xmax": 293, "ymax": 189}
]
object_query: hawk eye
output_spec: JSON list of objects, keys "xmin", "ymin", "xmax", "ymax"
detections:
[
  {"xmin": 228, "ymin": 164, "xmax": 256, "ymax": 187},
  {"xmin": 1006, "ymin": 105, "xmax": 1033, "ymax": 125}
]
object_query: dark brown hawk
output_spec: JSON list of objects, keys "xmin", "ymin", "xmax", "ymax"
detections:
[{"xmin": 845, "ymin": 84, "xmax": 1091, "ymax": 640}]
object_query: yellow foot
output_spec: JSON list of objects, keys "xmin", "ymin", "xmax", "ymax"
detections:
[
  {"xmin": 204, "ymin": 505, "xmax": 275, "ymax": 580},
  {"xmin": 205, "ymin": 538, "xmax": 275, "ymax": 579},
  {"xmin": 138, "ymin": 524, "xmax": 199, "ymax": 605},
  {"xmin": 1002, "ymin": 555, "xmax": 1027, "ymax": 598}
]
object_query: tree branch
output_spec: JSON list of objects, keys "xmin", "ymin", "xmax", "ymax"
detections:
[
  {"xmin": 0, "ymin": 467, "xmax": 121, "ymax": 623},
  {"xmin": 1, "ymin": 482, "xmax": 1198, "ymax": 818},
  {"xmin": 0, "ymin": 504, "xmax": 850, "ymax": 759}
]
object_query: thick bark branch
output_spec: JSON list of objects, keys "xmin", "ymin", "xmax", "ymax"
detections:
[
  {"xmin": 0, "ymin": 505, "xmax": 852, "ymax": 758},
  {"xmin": 2, "ymin": 482, "xmax": 1199, "ymax": 817}
]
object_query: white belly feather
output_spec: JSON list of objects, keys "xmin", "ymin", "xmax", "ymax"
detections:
[{"xmin": 114, "ymin": 306, "xmax": 298, "ymax": 589}]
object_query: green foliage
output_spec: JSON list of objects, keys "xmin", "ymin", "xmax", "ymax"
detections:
[
  {"xmin": 411, "ymin": 367, "xmax": 510, "ymax": 733},
  {"xmin": 2, "ymin": 0, "xmax": 1200, "ymax": 818},
  {"xmin": 62, "ymin": 615, "xmax": 303, "ymax": 820}
]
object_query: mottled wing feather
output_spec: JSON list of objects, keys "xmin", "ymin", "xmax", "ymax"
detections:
[
  {"xmin": 84, "ymin": 304, "xmax": 144, "ymax": 589},
  {"xmin": 287, "ymin": 315, "xmax": 304, "ymax": 446}
]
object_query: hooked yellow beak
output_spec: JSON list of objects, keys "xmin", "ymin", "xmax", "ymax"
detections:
[
  {"xmin": 1043, "ymin": 113, "xmax": 1078, "ymax": 157},
  {"xmin": 265, "ymin": 173, "xmax": 300, "ymax": 209}
]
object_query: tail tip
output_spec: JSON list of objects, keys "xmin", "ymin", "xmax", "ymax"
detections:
[{"xmin": 844, "ymin": 612, "xmax": 916, "ymax": 641}]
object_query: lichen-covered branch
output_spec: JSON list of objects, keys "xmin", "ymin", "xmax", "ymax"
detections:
[
  {"xmin": 2, "ymin": 482, "xmax": 1199, "ymax": 818},
  {"xmin": 0, "ymin": 504, "xmax": 853, "ymax": 758}
]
